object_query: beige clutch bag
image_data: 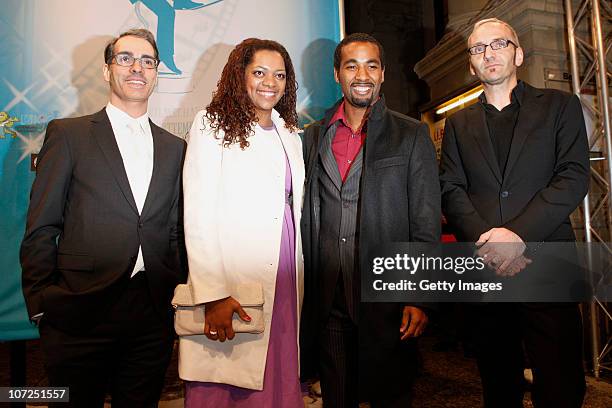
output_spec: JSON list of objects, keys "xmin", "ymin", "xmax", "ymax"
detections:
[{"xmin": 172, "ymin": 282, "xmax": 265, "ymax": 336}]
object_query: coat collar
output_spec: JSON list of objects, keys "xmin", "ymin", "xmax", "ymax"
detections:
[
  {"xmin": 269, "ymin": 108, "xmax": 286, "ymax": 129},
  {"xmin": 478, "ymin": 80, "xmax": 526, "ymax": 107},
  {"xmin": 503, "ymin": 83, "xmax": 544, "ymax": 180},
  {"xmin": 466, "ymin": 82, "xmax": 544, "ymax": 183},
  {"xmin": 314, "ymin": 97, "xmax": 388, "ymax": 189},
  {"xmin": 321, "ymin": 95, "xmax": 387, "ymax": 129},
  {"xmin": 317, "ymin": 95, "xmax": 388, "ymax": 157},
  {"xmin": 267, "ymin": 109, "xmax": 305, "ymax": 209}
]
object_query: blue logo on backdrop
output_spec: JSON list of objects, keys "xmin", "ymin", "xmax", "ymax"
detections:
[
  {"xmin": 0, "ymin": 0, "xmax": 341, "ymax": 340},
  {"xmin": 130, "ymin": 0, "xmax": 224, "ymax": 75}
]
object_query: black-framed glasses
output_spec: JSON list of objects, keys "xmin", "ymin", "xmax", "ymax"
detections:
[
  {"xmin": 467, "ymin": 39, "xmax": 517, "ymax": 55},
  {"xmin": 108, "ymin": 52, "xmax": 159, "ymax": 69}
]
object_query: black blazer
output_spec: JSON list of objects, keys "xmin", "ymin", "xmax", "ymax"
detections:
[
  {"xmin": 440, "ymin": 83, "xmax": 589, "ymax": 243},
  {"xmin": 300, "ymin": 97, "xmax": 441, "ymax": 397},
  {"xmin": 20, "ymin": 109, "xmax": 186, "ymax": 333}
]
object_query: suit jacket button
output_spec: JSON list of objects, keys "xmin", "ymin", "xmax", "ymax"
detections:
[
  {"xmin": 501, "ymin": 191, "xmax": 509, "ymax": 198},
  {"xmin": 138, "ymin": 222, "xmax": 144, "ymax": 227}
]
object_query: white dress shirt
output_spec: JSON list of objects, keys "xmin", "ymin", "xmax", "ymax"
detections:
[{"xmin": 106, "ymin": 102, "xmax": 153, "ymax": 277}]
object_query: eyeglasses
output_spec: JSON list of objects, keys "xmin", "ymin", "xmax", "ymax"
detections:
[
  {"xmin": 108, "ymin": 53, "xmax": 158, "ymax": 69},
  {"xmin": 467, "ymin": 39, "xmax": 517, "ymax": 55}
]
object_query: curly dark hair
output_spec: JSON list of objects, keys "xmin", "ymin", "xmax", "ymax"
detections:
[{"xmin": 205, "ymin": 38, "xmax": 299, "ymax": 149}]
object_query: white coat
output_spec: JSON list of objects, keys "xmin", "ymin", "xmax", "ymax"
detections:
[{"xmin": 179, "ymin": 109, "xmax": 304, "ymax": 390}]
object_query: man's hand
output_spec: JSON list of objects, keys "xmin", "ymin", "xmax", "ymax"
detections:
[
  {"xmin": 477, "ymin": 227, "xmax": 528, "ymax": 275},
  {"xmin": 400, "ymin": 306, "xmax": 428, "ymax": 340},
  {"xmin": 204, "ymin": 296, "xmax": 251, "ymax": 342},
  {"xmin": 500, "ymin": 254, "xmax": 532, "ymax": 277}
]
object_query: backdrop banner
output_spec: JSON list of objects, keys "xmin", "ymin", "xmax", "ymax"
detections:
[{"xmin": 0, "ymin": 0, "xmax": 341, "ymax": 341}]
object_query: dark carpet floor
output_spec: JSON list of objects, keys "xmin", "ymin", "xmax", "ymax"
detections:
[{"xmin": 2, "ymin": 334, "xmax": 611, "ymax": 407}]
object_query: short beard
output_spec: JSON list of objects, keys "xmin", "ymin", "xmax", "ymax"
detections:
[{"xmin": 346, "ymin": 94, "xmax": 373, "ymax": 108}]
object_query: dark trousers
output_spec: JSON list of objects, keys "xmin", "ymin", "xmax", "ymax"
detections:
[
  {"xmin": 39, "ymin": 271, "xmax": 175, "ymax": 408},
  {"xmin": 319, "ymin": 277, "xmax": 359, "ymax": 408},
  {"xmin": 467, "ymin": 303, "xmax": 585, "ymax": 408},
  {"xmin": 318, "ymin": 280, "xmax": 413, "ymax": 408}
]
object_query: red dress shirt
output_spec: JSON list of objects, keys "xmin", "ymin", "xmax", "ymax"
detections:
[{"xmin": 329, "ymin": 100, "xmax": 368, "ymax": 182}]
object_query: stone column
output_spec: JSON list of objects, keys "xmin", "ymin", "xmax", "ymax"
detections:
[
  {"xmin": 446, "ymin": 0, "xmax": 488, "ymax": 31},
  {"xmin": 415, "ymin": 0, "xmax": 575, "ymax": 103}
]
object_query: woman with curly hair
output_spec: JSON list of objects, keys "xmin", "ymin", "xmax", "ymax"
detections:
[{"xmin": 179, "ymin": 38, "xmax": 305, "ymax": 407}]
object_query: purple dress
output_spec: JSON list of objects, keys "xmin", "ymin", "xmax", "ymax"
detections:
[{"xmin": 185, "ymin": 138, "xmax": 302, "ymax": 407}]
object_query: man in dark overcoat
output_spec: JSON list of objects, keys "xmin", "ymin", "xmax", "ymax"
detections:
[{"xmin": 300, "ymin": 32, "xmax": 441, "ymax": 407}]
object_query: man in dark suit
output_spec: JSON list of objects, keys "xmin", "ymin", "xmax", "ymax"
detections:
[
  {"xmin": 440, "ymin": 18, "xmax": 588, "ymax": 408},
  {"xmin": 20, "ymin": 29, "xmax": 186, "ymax": 408},
  {"xmin": 300, "ymin": 33, "xmax": 441, "ymax": 407}
]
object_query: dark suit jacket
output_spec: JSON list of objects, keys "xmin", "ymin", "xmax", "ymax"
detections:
[
  {"xmin": 20, "ymin": 108, "xmax": 186, "ymax": 333},
  {"xmin": 300, "ymin": 97, "xmax": 441, "ymax": 397},
  {"xmin": 440, "ymin": 83, "xmax": 589, "ymax": 243}
]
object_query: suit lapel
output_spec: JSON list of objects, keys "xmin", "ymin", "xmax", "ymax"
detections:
[
  {"xmin": 273, "ymin": 121, "xmax": 305, "ymax": 212},
  {"xmin": 140, "ymin": 121, "xmax": 163, "ymax": 219},
  {"xmin": 469, "ymin": 104, "xmax": 502, "ymax": 183},
  {"xmin": 91, "ymin": 109, "xmax": 139, "ymax": 214},
  {"xmin": 319, "ymin": 125, "xmax": 343, "ymax": 191},
  {"xmin": 362, "ymin": 99, "xmax": 383, "ymax": 168},
  {"xmin": 503, "ymin": 85, "xmax": 542, "ymax": 180},
  {"xmin": 345, "ymin": 147, "xmax": 363, "ymax": 181},
  {"xmin": 314, "ymin": 101, "xmax": 343, "ymax": 191}
]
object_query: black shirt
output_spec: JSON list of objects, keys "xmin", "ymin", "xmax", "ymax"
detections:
[{"xmin": 479, "ymin": 81, "xmax": 525, "ymax": 175}]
